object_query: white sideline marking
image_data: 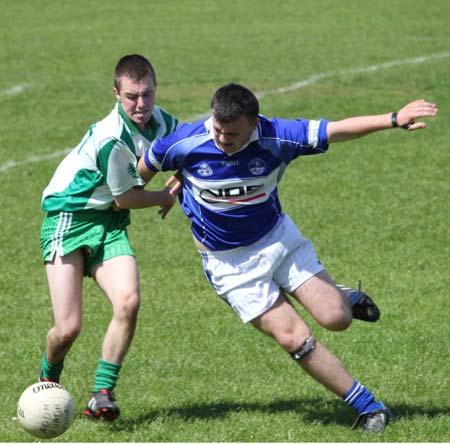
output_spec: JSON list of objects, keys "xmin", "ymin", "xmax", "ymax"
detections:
[
  {"xmin": 257, "ymin": 51, "xmax": 450, "ymax": 98},
  {"xmin": 0, "ymin": 148, "xmax": 72, "ymax": 172},
  {"xmin": 1, "ymin": 51, "xmax": 449, "ymax": 174},
  {"xmin": 0, "ymin": 84, "xmax": 27, "ymax": 96}
]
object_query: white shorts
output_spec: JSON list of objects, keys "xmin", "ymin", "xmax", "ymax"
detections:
[{"xmin": 199, "ymin": 213, "xmax": 325, "ymax": 323}]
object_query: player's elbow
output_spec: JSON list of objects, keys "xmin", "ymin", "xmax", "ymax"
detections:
[
  {"xmin": 112, "ymin": 198, "xmax": 128, "ymax": 210},
  {"xmin": 113, "ymin": 189, "xmax": 135, "ymax": 210}
]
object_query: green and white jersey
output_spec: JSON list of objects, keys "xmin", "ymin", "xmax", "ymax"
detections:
[{"xmin": 42, "ymin": 103, "xmax": 178, "ymax": 212}]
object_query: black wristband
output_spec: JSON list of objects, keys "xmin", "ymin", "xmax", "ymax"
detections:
[
  {"xmin": 391, "ymin": 111, "xmax": 412, "ymax": 130},
  {"xmin": 391, "ymin": 112, "xmax": 399, "ymax": 128}
]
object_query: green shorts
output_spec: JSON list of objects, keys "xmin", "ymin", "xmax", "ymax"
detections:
[{"xmin": 40, "ymin": 208, "xmax": 134, "ymax": 276}]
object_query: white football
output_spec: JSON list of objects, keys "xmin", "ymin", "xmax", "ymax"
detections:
[{"xmin": 17, "ymin": 382, "xmax": 75, "ymax": 439}]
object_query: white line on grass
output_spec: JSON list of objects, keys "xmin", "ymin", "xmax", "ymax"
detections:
[
  {"xmin": 0, "ymin": 148, "xmax": 72, "ymax": 172},
  {"xmin": 256, "ymin": 51, "xmax": 450, "ymax": 98},
  {"xmin": 0, "ymin": 84, "xmax": 28, "ymax": 96},
  {"xmin": 1, "ymin": 51, "xmax": 449, "ymax": 174}
]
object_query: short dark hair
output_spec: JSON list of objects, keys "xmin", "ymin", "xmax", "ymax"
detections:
[
  {"xmin": 114, "ymin": 54, "xmax": 157, "ymax": 91},
  {"xmin": 210, "ymin": 83, "xmax": 259, "ymax": 123}
]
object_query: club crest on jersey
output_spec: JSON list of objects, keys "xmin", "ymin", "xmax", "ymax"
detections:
[
  {"xmin": 197, "ymin": 163, "xmax": 213, "ymax": 177},
  {"xmin": 248, "ymin": 158, "xmax": 266, "ymax": 175},
  {"xmin": 127, "ymin": 163, "xmax": 139, "ymax": 178}
]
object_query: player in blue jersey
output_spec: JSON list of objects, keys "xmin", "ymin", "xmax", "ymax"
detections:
[
  {"xmin": 38, "ymin": 55, "xmax": 179, "ymax": 421},
  {"xmin": 138, "ymin": 83, "xmax": 437, "ymax": 432}
]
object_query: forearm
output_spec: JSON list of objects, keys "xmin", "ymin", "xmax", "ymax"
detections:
[
  {"xmin": 326, "ymin": 113, "xmax": 392, "ymax": 143},
  {"xmin": 114, "ymin": 187, "xmax": 173, "ymax": 209},
  {"xmin": 326, "ymin": 99, "xmax": 437, "ymax": 144}
]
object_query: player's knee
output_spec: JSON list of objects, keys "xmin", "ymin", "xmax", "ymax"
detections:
[
  {"xmin": 275, "ymin": 326, "xmax": 311, "ymax": 353},
  {"xmin": 53, "ymin": 321, "xmax": 81, "ymax": 347},
  {"xmin": 318, "ymin": 304, "xmax": 352, "ymax": 331},
  {"xmin": 278, "ymin": 335, "xmax": 303, "ymax": 352},
  {"xmin": 113, "ymin": 290, "xmax": 140, "ymax": 321}
]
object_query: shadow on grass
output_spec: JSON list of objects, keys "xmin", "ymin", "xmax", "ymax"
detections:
[{"xmin": 115, "ymin": 398, "xmax": 450, "ymax": 431}]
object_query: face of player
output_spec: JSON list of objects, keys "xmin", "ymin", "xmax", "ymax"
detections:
[
  {"xmin": 211, "ymin": 113, "xmax": 258, "ymax": 154},
  {"xmin": 113, "ymin": 74, "xmax": 156, "ymax": 130}
]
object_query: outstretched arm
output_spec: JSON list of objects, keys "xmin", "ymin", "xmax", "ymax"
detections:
[
  {"xmin": 136, "ymin": 154, "xmax": 180, "ymax": 219},
  {"xmin": 157, "ymin": 172, "xmax": 183, "ymax": 219},
  {"xmin": 327, "ymin": 99, "xmax": 438, "ymax": 144},
  {"xmin": 114, "ymin": 186, "xmax": 175, "ymax": 210}
]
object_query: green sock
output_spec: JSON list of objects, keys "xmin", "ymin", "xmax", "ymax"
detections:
[
  {"xmin": 40, "ymin": 352, "xmax": 64, "ymax": 381},
  {"xmin": 93, "ymin": 358, "xmax": 121, "ymax": 392}
]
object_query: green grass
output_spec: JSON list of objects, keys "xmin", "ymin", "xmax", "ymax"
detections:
[{"xmin": 1, "ymin": 0, "xmax": 450, "ymax": 441}]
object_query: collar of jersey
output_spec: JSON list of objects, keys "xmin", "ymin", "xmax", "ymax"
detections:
[
  {"xmin": 117, "ymin": 102, "xmax": 160, "ymax": 142},
  {"xmin": 204, "ymin": 116, "xmax": 259, "ymax": 156}
]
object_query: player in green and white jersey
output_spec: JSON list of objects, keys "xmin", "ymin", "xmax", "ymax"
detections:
[{"xmin": 39, "ymin": 54, "xmax": 178, "ymax": 421}]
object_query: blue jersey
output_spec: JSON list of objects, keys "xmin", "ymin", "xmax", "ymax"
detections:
[{"xmin": 144, "ymin": 115, "xmax": 330, "ymax": 250}]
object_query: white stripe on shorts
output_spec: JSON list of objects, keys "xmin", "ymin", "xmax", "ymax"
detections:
[{"xmin": 50, "ymin": 212, "xmax": 73, "ymax": 257}]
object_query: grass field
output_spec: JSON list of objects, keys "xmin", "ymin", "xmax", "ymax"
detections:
[{"xmin": 1, "ymin": 0, "xmax": 449, "ymax": 442}]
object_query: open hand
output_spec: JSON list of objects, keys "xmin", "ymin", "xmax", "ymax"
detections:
[
  {"xmin": 158, "ymin": 172, "xmax": 183, "ymax": 219},
  {"xmin": 397, "ymin": 99, "xmax": 438, "ymax": 130}
]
